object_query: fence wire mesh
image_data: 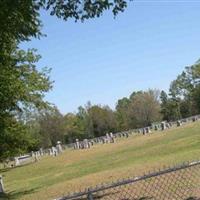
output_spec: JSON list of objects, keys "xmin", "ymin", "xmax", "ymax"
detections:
[{"xmin": 57, "ymin": 161, "xmax": 200, "ymax": 200}]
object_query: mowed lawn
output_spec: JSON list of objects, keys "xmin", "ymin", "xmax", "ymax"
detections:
[{"xmin": 1, "ymin": 122, "xmax": 200, "ymax": 200}]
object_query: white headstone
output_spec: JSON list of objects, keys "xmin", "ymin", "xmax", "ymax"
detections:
[
  {"xmin": 56, "ymin": 141, "xmax": 63, "ymax": 153},
  {"xmin": 14, "ymin": 157, "xmax": 20, "ymax": 166},
  {"xmin": 75, "ymin": 139, "xmax": 80, "ymax": 149}
]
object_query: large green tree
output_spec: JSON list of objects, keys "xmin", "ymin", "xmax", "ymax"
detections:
[
  {"xmin": 116, "ymin": 97, "xmax": 131, "ymax": 130},
  {"xmin": 116, "ymin": 90, "xmax": 161, "ymax": 129},
  {"xmin": 87, "ymin": 105, "xmax": 117, "ymax": 137},
  {"xmin": 169, "ymin": 60, "xmax": 200, "ymax": 117},
  {"xmin": 0, "ymin": 48, "xmax": 52, "ymax": 160},
  {"xmin": 0, "ymin": 0, "xmax": 129, "ymax": 160},
  {"xmin": 129, "ymin": 90, "xmax": 161, "ymax": 127}
]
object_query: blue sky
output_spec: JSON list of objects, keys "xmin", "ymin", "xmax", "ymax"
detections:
[{"xmin": 21, "ymin": 1, "xmax": 200, "ymax": 114}]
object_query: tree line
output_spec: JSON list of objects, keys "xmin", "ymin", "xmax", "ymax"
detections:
[{"xmin": 22, "ymin": 60, "xmax": 200, "ymax": 152}]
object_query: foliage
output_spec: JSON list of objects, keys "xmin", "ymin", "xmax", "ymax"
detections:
[
  {"xmin": 0, "ymin": 0, "xmax": 129, "ymax": 160},
  {"xmin": 116, "ymin": 89, "xmax": 161, "ymax": 129},
  {"xmin": 41, "ymin": 0, "xmax": 127, "ymax": 22},
  {"xmin": 0, "ymin": 48, "xmax": 52, "ymax": 160},
  {"xmin": 64, "ymin": 103, "xmax": 117, "ymax": 142},
  {"xmin": 87, "ymin": 105, "xmax": 117, "ymax": 137},
  {"xmin": 161, "ymin": 60, "xmax": 200, "ymax": 121},
  {"xmin": 160, "ymin": 90, "xmax": 181, "ymax": 121},
  {"xmin": 129, "ymin": 90, "xmax": 161, "ymax": 127},
  {"xmin": 0, "ymin": 1, "xmax": 42, "ymax": 56},
  {"xmin": 27, "ymin": 107, "xmax": 64, "ymax": 148},
  {"xmin": 0, "ymin": 49, "xmax": 52, "ymax": 115},
  {"xmin": 0, "ymin": 116, "xmax": 38, "ymax": 162},
  {"xmin": 116, "ymin": 97, "xmax": 131, "ymax": 130}
]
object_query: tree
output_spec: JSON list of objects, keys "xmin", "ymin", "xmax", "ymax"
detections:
[
  {"xmin": 160, "ymin": 90, "xmax": 169, "ymax": 120},
  {"xmin": 36, "ymin": 107, "xmax": 65, "ymax": 148},
  {"xmin": 116, "ymin": 97, "xmax": 131, "ymax": 130},
  {"xmin": 0, "ymin": 49, "xmax": 52, "ymax": 160},
  {"xmin": 0, "ymin": 117, "xmax": 38, "ymax": 162},
  {"xmin": 129, "ymin": 90, "xmax": 161, "ymax": 127},
  {"xmin": 168, "ymin": 60, "xmax": 200, "ymax": 118},
  {"xmin": 160, "ymin": 90, "xmax": 182, "ymax": 121},
  {"xmin": 87, "ymin": 105, "xmax": 117, "ymax": 137},
  {"xmin": 0, "ymin": 0, "xmax": 128, "ymax": 51},
  {"xmin": 44, "ymin": 0, "xmax": 127, "ymax": 21},
  {"xmin": 64, "ymin": 113, "xmax": 87, "ymax": 143},
  {"xmin": 0, "ymin": 0, "xmax": 129, "ymax": 160}
]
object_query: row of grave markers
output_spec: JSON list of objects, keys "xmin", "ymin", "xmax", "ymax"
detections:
[
  {"xmin": 12, "ymin": 141, "xmax": 64, "ymax": 167},
  {"xmin": 0, "ymin": 115, "xmax": 200, "ymax": 194},
  {"xmin": 72, "ymin": 115, "xmax": 200, "ymax": 150},
  {"xmin": 4, "ymin": 115, "xmax": 200, "ymax": 168},
  {"xmin": 73, "ymin": 132, "xmax": 116, "ymax": 150}
]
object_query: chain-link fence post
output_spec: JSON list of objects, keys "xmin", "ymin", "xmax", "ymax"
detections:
[{"xmin": 87, "ymin": 188, "xmax": 93, "ymax": 200}]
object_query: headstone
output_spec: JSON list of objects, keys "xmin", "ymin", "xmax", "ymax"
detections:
[
  {"xmin": 52, "ymin": 147, "xmax": 58, "ymax": 156},
  {"xmin": 31, "ymin": 151, "xmax": 34, "ymax": 157},
  {"xmin": 48, "ymin": 149, "xmax": 53, "ymax": 156},
  {"xmin": 166, "ymin": 123, "xmax": 170, "ymax": 129},
  {"xmin": 56, "ymin": 141, "xmax": 63, "ymax": 153},
  {"xmin": 161, "ymin": 122, "xmax": 166, "ymax": 131},
  {"xmin": 110, "ymin": 137, "xmax": 115, "ymax": 143},
  {"xmin": 36, "ymin": 151, "xmax": 40, "ymax": 157},
  {"xmin": 75, "ymin": 139, "xmax": 80, "ymax": 149},
  {"xmin": 146, "ymin": 127, "xmax": 151, "ymax": 134},
  {"xmin": 14, "ymin": 157, "xmax": 20, "ymax": 166},
  {"xmin": 142, "ymin": 128, "xmax": 146, "ymax": 135},
  {"xmin": 125, "ymin": 132, "xmax": 129, "ymax": 138},
  {"xmin": 90, "ymin": 140, "xmax": 94, "ymax": 146},
  {"xmin": 0, "ymin": 175, "xmax": 4, "ymax": 194},
  {"xmin": 106, "ymin": 133, "xmax": 110, "ymax": 143},
  {"xmin": 83, "ymin": 139, "xmax": 89, "ymax": 149},
  {"xmin": 192, "ymin": 117, "xmax": 197, "ymax": 122},
  {"xmin": 109, "ymin": 132, "xmax": 115, "ymax": 143},
  {"xmin": 39, "ymin": 148, "xmax": 44, "ymax": 156},
  {"xmin": 177, "ymin": 120, "xmax": 182, "ymax": 127},
  {"xmin": 88, "ymin": 141, "xmax": 91, "ymax": 148},
  {"xmin": 34, "ymin": 153, "xmax": 39, "ymax": 162}
]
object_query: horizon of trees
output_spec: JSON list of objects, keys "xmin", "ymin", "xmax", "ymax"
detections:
[
  {"xmin": 1, "ymin": 58, "xmax": 200, "ymax": 161},
  {"xmin": 23, "ymin": 59, "xmax": 200, "ymax": 152}
]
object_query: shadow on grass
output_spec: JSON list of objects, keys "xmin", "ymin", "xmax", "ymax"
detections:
[
  {"xmin": 0, "ymin": 168, "xmax": 11, "ymax": 173},
  {"xmin": 0, "ymin": 187, "xmax": 39, "ymax": 200},
  {"xmin": 0, "ymin": 162, "xmax": 35, "ymax": 173}
]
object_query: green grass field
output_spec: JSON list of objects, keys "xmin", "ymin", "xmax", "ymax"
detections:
[{"xmin": 1, "ymin": 121, "xmax": 200, "ymax": 200}]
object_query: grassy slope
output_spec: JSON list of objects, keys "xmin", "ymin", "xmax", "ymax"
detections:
[{"xmin": 1, "ymin": 121, "xmax": 200, "ymax": 200}]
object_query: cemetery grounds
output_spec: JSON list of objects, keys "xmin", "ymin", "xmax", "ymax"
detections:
[{"xmin": 1, "ymin": 121, "xmax": 200, "ymax": 200}]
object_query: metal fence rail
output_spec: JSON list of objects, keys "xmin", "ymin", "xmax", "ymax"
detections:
[{"xmin": 56, "ymin": 161, "xmax": 200, "ymax": 200}]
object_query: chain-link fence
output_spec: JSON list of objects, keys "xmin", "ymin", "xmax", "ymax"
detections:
[{"xmin": 56, "ymin": 161, "xmax": 200, "ymax": 200}]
